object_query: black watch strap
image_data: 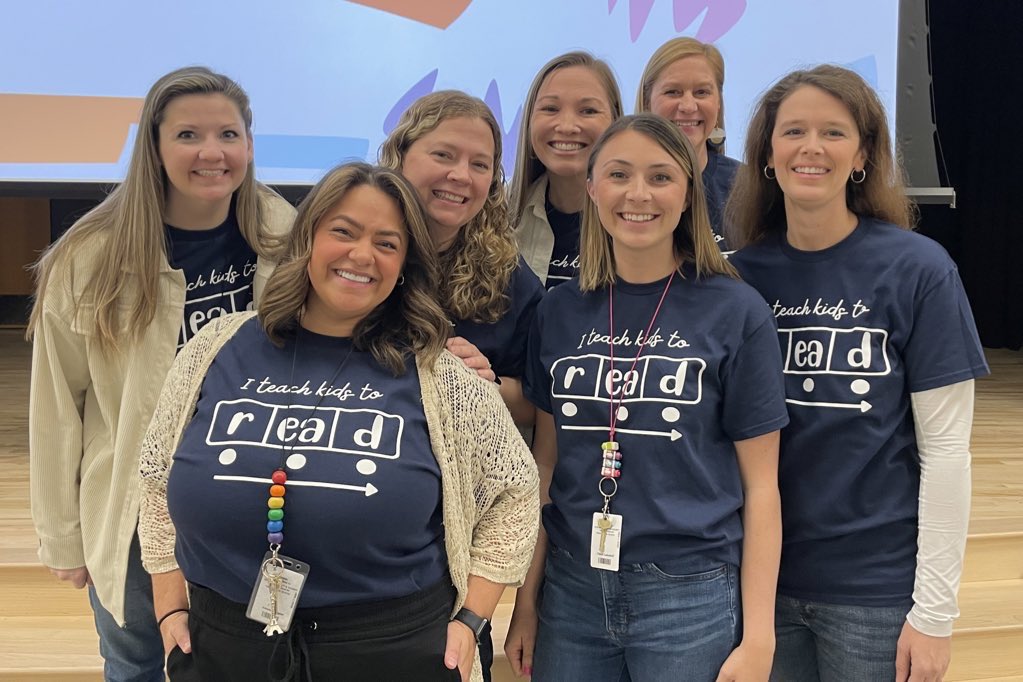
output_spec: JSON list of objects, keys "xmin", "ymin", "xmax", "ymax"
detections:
[{"xmin": 451, "ymin": 607, "xmax": 489, "ymax": 643}]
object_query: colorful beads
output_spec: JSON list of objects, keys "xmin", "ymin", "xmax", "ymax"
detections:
[
  {"xmin": 599, "ymin": 441, "xmax": 623, "ymax": 479},
  {"xmin": 266, "ymin": 468, "xmax": 286, "ymax": 545},
  {"xmin": 601, "ymin": 468, "xmax": 621, "ymax": 478},
  {"xmin": 601, "ymin": 441, "xmax": 619, "ymax": 451}
]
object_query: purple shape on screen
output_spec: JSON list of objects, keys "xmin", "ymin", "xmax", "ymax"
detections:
[
  {"xmin": 674, "ymin": 0, "xmax": 746, "ymax": 42},
  {"xmin": 484, "ymin": 79, "xmax": 523, "ymax": 178},
  {"xmin": 383, "ymin": 69, "xmax": 439, "ymax": 135}
]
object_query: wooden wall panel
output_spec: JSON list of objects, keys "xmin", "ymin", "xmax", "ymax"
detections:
[{"xmin": 0, "ymin": 198, "xmax": 50, "ymax": 295}]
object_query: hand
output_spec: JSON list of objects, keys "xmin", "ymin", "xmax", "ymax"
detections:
[
  {"xmin": 446, "ymin": 336, "xmax": 497, "ymax": 382},
  {"xmin": 48, "ymin": 565, "xmax": 92, "ymax": 589},
  {"xmin": 715, "ymin": 640, "xmax": 774, "ymax": 682},
  {"xmin": 504, "ymin": 603, "xmax": 539, "ymax": 678},
  {"xmin": 895, "ymin": 621, "xmax": 951, "ymax": 682},
  {"xmin": 444, "ymin": 620, "xmax": 475, "ymax": 682},
  {"xmin": 159, "ymin": 611, "xmax": 191, "ymax": 657}
]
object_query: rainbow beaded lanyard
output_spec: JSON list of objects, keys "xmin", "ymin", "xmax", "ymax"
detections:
[{"xmin": 258, "ymin": 328, "xmax": 353, "ymax": 636}]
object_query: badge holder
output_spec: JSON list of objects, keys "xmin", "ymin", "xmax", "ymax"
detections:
[
  {"xmin": 246, "ymin": 551, "xmax": 310, "ymax": 635},
  {"xmin": 590, "ymin": 476, "xmax": 622, "ymax": 572}
]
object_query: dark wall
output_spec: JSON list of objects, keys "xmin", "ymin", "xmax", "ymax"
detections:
[{"xmin": 925, "ymin": 2, "xmax": 1022, "ymax": 349}]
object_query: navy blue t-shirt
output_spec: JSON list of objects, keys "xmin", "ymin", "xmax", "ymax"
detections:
[
  {"xmin": 702, "ymin": 151, "xmax": 740, "ymax": 256},
  {"xmin": 168, "ymin": 317, "xmax": 447, "ymax": 607},
  {"xmin": 731, "ymin": 218, "xmax": 989, "ymax": 606},
  {"xmin": 543, "ymin": 193, "xmax": 581, "ymax": 289},
  {"xmin": 453, "ymin": 256, "xmax": 544, "ymax": 378},
  {"xmin": 166, "ymin": 208, "xmax": 257, "ymax": 350},
  {"xmin": 524, "ymin": 268, "xmax": 789, "ymax": 569}
]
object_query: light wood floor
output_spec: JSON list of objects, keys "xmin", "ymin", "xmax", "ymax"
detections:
[{"xmin": 0, "ymin": 331, "xmax": 1020, "ymax": 680}]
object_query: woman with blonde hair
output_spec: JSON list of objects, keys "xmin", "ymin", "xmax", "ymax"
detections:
[
  {"xmin": 139, "ymin": 162, "xmax": 539, "ymax": 681},
  {"xmin": 728, "ymin": 65, "xmax": 988, "ymax": 681},
  {"xmin": 507, "ymin": 114, "xmax": 787, "ymax": 681},
  {"xmin": 509, "ymin": 51, "xmax": 623, "ymax": 287},
  {"xmin": 636, "ymin": 37, "xmax": 739, "ymax": 253},
  {"xmin": 28, "ymin": 66, "xmax": 294, "ymax": 680},
  {"xmin": 380, "ymin": 90, "xmax": 543, "ymax": 429}
]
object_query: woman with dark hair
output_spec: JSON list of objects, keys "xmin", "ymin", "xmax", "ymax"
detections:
[
  {"xmin": 727, "ymin": 65, "xmax": 989, "ymax": 681},
  {"xmin": 507, "ymin": 114, "xmax": 787, "ymax": 681},
  {"xmin": 139, "ymin": 162, "xmax": 538, "ymax": 682},
  {"xmin": 28, "ymin": 66, "xmax": 294, "ymax": 680},
  {"xmin": 636, "ymin": 37, "xmax": 739, "ymax": 254}
]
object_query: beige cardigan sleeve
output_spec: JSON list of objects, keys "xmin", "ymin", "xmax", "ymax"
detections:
[
  {"xmin": 426, "ymin": 353, "xmax": 540, "ymax": 587},
  {"xmin": 138, "ymin": 312, "xmax": 254, "ymax": 574}
]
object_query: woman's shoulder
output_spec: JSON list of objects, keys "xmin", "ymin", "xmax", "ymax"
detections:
[
  {"xmin": 257, "ymin": 189, "xmax": 297, "ymax": 236},
  {"xmin": 860, "ymin": 218, "xmax": 956, "ymax": 271}
]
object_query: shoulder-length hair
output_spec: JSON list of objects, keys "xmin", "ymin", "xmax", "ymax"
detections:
[
  {"xmin": 28, "ymin": 66, "xmax": 283, "ymax": 350},
  {"xmin": 634, "ymin": 37, "xmax": 727, "ymax": 154},
  {"xmin": 379, "ymin": 90, "xmax": 515, "ymax": 324},
  {"xmin": 578, "ymin": 115, "xmax": 736, "ymax": 291},
  {"xmin": 508, "ymin": 51, "xmax": 624, "ymax": 226},
  {"xmin": 259, "ymin": 162, "xmax": 448, "ymax": 375},
  {"xmin": 726, "ymin": 64, "xmax": 914, "ymax": 248}
]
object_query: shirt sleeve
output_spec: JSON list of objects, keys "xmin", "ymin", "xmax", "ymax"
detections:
[
  {"xmin": 522, "ymin": 301, "xmax": 552, "ymax": 413},
  {"xmin": 719, "ymin": 309, "xmax": 790, "ymax": 441},
  {"xmin": 497, "ymin": 263, "xmax": 544, "ymax": 378},
  {"xmin": 906, "ymin": 380, "xmax": 974, "ymax": 637},
  {"xmin": 904, "ymin": 268, "xmax": 989, "ymax": 392}
]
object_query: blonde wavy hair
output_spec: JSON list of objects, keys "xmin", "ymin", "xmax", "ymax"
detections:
[
  {"xmin": 579, "ymin": 115, "xmax": 736, "ymax": 290},
  {"xmin": 726, "ymin": 65, "xmax": 914, "ymax": 248},
  {"xmin": 634, "ymin": 37, "xmax": 727, "ymax": 154},
  {"xmin": 508, "ymin": 52, "xmax": 623, "ymax": 225},
  {"xmin": 28, "ymin": 66, "xmax": 284, "ymax": 350},
  {"xmin": 379, "ymin": 90, "xmax": 516, "ymax": 324},
  {"xmin": 259, "ymin": 162, "xmax": 449, "ymax": 375}
]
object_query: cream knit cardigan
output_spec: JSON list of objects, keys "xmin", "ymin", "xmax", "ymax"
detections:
[{"xmin": 138, "ymin": 311, "xmax": 539, "ymax": 682}]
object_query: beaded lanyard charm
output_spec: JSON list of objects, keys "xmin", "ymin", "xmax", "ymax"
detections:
[{"xmin": 256, "ymin": 330, "xmax": 353, "ymax": 637}]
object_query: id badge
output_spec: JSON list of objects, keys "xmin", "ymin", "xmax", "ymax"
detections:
[
  {"xmin": 589, "ymin": 512, "xmax": 622, "ymax": 572},
  {"xmin": 245, "ymin": 552, "xmax": 310, "ymax": 633}
]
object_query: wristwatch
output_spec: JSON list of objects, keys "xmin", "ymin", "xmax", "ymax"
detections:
[{"xmin": 451, "ymin": 607, "xmax": 489, "ymax": 643}]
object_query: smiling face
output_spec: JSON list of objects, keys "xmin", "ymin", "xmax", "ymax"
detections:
[
  {"xmin": 303, "ymin": 184, "xmax": 408, "ymax": 337},
  {"xmin": 769, "ymin": 85, "xmax": 866, "ymax": 216},
  {"xmin": 399, "ymin": 116, "xmax": 495, "ymax": 250},
  {"xmin": 648, "ymin": 56, "xmax": 721, "ymax": 164},
  {"xmin": 587, "ymin": 128, "xmax": 688, "ymax": 267},
  {"xmin": 529, "ymin": 65, "xmax": 615, "ymax": 182},
  {"xmin": 157, "ymin": 93, "xmax": 253, "ymax": 222}
]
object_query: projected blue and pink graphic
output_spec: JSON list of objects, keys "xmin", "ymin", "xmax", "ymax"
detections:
[{"xmin": 0, "ymin": 0, "xmax": 896, "ymax": 184}]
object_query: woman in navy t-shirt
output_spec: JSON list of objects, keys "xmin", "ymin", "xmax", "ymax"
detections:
[
  {"xmin": 380, "ymin": 91, "xmax": 543, "ymax": 430},
  {"xmin": 506, "ymin": 114, "xmax": 788, "ymax": 681},
  {"xmin": 635, "ymin": 37, "xmax": 740, "ymax": 255},
  {"xmin": 728, "ymin": 65, "xmax": 989, "ymax": 682},
  {"xmin": 508, "ymin": 52, "xmax": 623, "ymax": 288}
]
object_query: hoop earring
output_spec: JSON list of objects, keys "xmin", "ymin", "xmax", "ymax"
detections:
[
  {"xmin": 763, "ymin": 165, "xmax": 776, "ymax": 180},
  {"xmin": 397, "ymin": 274, "xmax": 405, "ymax": 286},
  {"xmin": 850, "ymin": 168, "xmax": 867, "ymax": 184}
]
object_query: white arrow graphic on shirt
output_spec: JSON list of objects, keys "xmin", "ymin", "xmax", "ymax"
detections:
[
  {"xmin": 213, "ymin": 475, "xmax": 379, "ymax": 496},
  {"xmin": 786, "ymin": 398, "xmax": 873, "ymax": 413},
  {"xmin": 560, "ymin": 425, "xmax": 682, "ymax": 441}
]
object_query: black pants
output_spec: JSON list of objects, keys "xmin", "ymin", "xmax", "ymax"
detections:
[{"xmin": 167, "ymin": 579, "xmax": 462, "ymax": 681}]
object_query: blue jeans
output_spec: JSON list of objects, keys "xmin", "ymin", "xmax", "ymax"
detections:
[
  {"xmin": 532, "ymin": 545, "xmax": 740, "ymax": 682},
  {"xmin": 87, "ymin": 534, "xmax": 164, "ymax": 682},
  {"xmin": 771, "ymin": 593, "xmax": 912, "ymax": 682}
]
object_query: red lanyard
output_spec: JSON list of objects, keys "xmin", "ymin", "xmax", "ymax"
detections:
[{"xmin": 607, "ymin": 271, "xmax": 676, "ymax": 440}]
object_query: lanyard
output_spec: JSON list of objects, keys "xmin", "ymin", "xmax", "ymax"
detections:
[{"xmin": 599, "ymin": 271, "xmax": 675, "ymax": 512}]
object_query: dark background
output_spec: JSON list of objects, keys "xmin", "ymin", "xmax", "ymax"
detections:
[{"xmin": 921, "ymin": 2, "xmax": 1021, "ymax": 349}]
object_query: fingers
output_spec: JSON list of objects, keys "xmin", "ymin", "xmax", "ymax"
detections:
[
  {"xmin": 446, "ymin": 337, "xmax": 497, "ymax": 381},
  {"xmin": 894, "ymin": 643, "xmax": 911, "ymax": 682},
  {"xmin": 49, "ymin": 566, "xmax": 90, "ymax": 589},
  {"xmin": 160, "ymin": 613, "xmax": 191, "ymax": 655}
]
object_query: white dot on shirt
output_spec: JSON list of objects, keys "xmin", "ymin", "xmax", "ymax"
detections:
[
  {"xmin": 661, "ymin": 407, "xmax": 680, "ymax": 422},
  {"xmin": 562, "ymin": 402, "xmax": 578, "ymax": 417},
  {"xmin": 850, "ymin": 379, "xmax": 871, "ymax": 395},
  {"xmin": 218, "ymin": 449, "xmax": 237, "ymax": 465},
  {"xmin": 356, "ymin": 459, "xmax": 377, "ymax": 475},
  {"xmin": 802, "ymin": 378, "xmax": 815, "ymax": 392},
  {"xmin": 286, "ymin": 453, "xmax": 307, "ymax": 470},
  {"xmin": 616, "ymin": 406, "xmax": 629, "ymax": 421}
]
